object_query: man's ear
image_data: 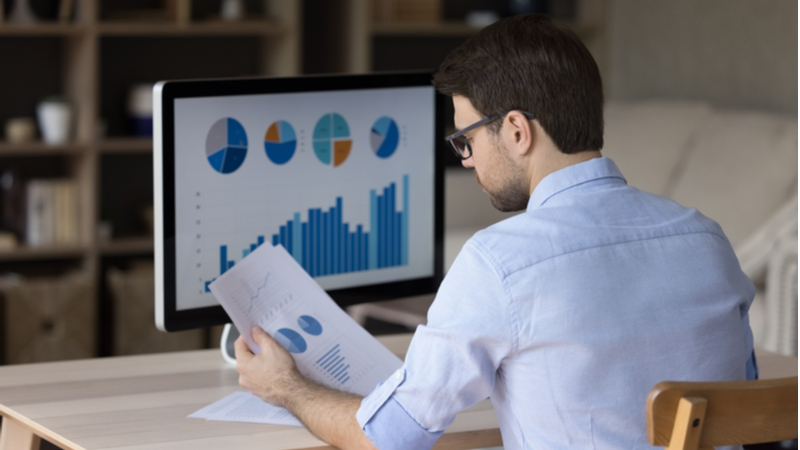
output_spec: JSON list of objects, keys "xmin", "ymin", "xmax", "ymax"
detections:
[{"xmin": 503, "ymin": 111, "xmax": 534, "ymax": 157}]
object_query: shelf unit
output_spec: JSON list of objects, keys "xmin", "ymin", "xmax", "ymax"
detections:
[
  {"xmin": 0, "ymin": 0, "xmax": 300, "ymax": 360},
  {"xmin": 344, "ymin": 0, "xmax": 605, "ymax": 76}
]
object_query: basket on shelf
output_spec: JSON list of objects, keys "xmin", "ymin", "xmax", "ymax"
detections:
[
  {"xmin": 0, "ymin": 272, "xmax": 93, "ymax": 364},
  {"xmin": 107, "ymin": 262, "xmax": 205, "ymax": 356}
]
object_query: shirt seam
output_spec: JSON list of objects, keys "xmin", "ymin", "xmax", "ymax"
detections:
[
  {"xmin": 469, "ymin": 238, "xmax": 521, "ymax": 355},
  {"xmin": 535, "ymin": 175, "xmax": 626, "ymax": 208},
  {"xmin": 496, "ymin": 229, "xmax": 729, "ymax": 278}
]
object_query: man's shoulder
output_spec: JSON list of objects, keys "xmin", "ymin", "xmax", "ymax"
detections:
[{"xmin": 469, "ymin": 185, "xmax": 730, "ymax": 276}]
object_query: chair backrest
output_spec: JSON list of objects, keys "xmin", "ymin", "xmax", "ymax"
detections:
[{"xmin": 646, "ymin": 376, "xmax": 798, "ymax": 450}]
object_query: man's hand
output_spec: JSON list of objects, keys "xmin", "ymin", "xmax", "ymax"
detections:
[
  {"xmin": 234, "ymin": 326, "xmax": 301, "ymax": 407},
  {"xmin": 234, "ymin": 326, "xmax": 378, "ymax": 450}
]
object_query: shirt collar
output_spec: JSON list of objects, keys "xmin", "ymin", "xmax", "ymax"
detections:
[{"xmin": 528, "ymin": 156, "xmax": 627, "ymax": 209}]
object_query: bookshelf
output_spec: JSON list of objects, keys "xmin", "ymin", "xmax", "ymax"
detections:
[
  {"xmin": 0, "ymin": 0, "xmax": 300, "ymax": 361},
  {"xmin": 344, "ymin": 0, "xmax": 604, "ymax": 74}
]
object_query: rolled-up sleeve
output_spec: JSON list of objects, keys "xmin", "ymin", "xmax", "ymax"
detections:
[{"xmin": 356, "ymin": 238, "xmax": 515, "ymax": 450}]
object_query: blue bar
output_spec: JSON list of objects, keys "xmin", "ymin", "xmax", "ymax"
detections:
[
  {"xmin": 250, "ymin": 243, "xmax": 257, "ymax": 252},
  {"xmin": 205, "ymin": 280, "xmax": 213, "ymax": 292},
  {"xmin": 324, "ymin": 355, "xmax": 344, "ymax": 371},
  {"xmin": 343, "ymin": 223, "xmax": 350, "ymax": 273},
  {"xmin": 378, "ymin": 194, "xmax": 384, "ymax": 268},
  {"xmin": 283, "ymin": 221, "xmax": 290, "ymax": 254},
  {"xmin": 341, "ymin": 376, "xmax": 350, "ymax": 384},
  {"xmin": 302, "ymin": 222, "xmax": 309, "ymax": 273},
  {"xmin": 334, "ymin": 364, "xmax": 350, "ymax": 378},
  {"xmin": 243, "ymin": 249, "xmax": 249, "ymax": 258},
  {"xmin": 337, "ymin": 366, "xmax": 350, "ymax": 381},
  {"xmin": 220, "ymin": 246, "xmax": 228, "ymax": 275},
  {"xmin": 320, "ymin": 349, "xmax": 340, "ymax": 366},
  {"xmin": 384, "ymin": 187, "xmax": 391, "ymax": 268},
  {"xmin": 272, "ymin": 234, "xmax": 278, "ymax": 246},
  {"xmin": 322, "ymin": 211, "xmax": 329, "ymax": 276},
  {"xmin": 293, "ymin": 213, "xmax": 302, "ymax": 266},
  {"xmin": 395, "ymin": 212, "xmax": 401, "ymax": 266},
  {"xmin": 369, "ymin": 190, "xmax": 378, "ymax": 270},
  {"xmin": 310, "ymin": 209, "xmax": 317, "ymax": 276},
  {"xmin": 258, "ymin": 235, "xmax": 265, "ymax": 246},
  {"xmin": 280, "ymin": 225, "xmax": 287, "ymax": 250},
  {"xmin": 356, "ymin": 225, "xmax": 363, "ymax": 271},
  {"xmin": 227, "ymin": 261, "xmax": 234, "ymax": 270},
  {"xmin": 328, "ymin": 207, "xmax": 335, "ymax": 275},
  {"xmin": 317, "ymin": 344, "xmax": 339, "ymax": 363},
  {"xmin": 389, "ymin": 183, "xmax": 395, "ymax": 267},
  {"xmin": 350, "ymin": 233, "xmax": 356, "ymax": 272},
  {"xmin": 336, "ymin": 198, "xmax": 343, "ymax": 274},
  {"xmin": 364, "ymin": 233, "xmax": 369, "ymax": 271},
  {"xmin": 315, "ymin": 209, "xmax": 322, "ymax": 277},
  {"xmin": 403, "ymin": 174, "xmax": 409, "ymax": 265}
]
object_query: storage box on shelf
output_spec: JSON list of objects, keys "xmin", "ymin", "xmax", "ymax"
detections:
[
  {"xmin": 0, "ymin": 0, "xmax": 301, "ymax": 363},
  {"xmin": 0, "ymin": 271, "xmax": 94, "ymax": 365}
]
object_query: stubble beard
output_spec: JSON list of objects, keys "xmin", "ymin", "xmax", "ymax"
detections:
[{"xmin": 474, "ymin": 139, "xmax": 530, "ymax": 212}]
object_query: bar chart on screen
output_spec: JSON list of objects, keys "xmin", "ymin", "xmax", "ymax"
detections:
[{"xmin": 203, "ymin": 174, "xmax": 410, "ymax": 292}]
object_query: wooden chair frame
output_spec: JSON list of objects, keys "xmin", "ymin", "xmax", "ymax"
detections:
[{"xmin": 647, "ymin": 376, "xmax": 798, "ymax": 450}]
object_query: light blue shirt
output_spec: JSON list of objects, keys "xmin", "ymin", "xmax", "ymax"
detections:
[{"xmin": 357, "ymin": 157, "xmax": 756, "ymax": 450}]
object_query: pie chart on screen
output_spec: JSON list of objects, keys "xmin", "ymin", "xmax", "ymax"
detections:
[
  {"xmin": 264, "ymin": 120, "xmax": 297, "ymax": 165},
  {"xmin": 313, "ymin": 113, "xmax": 352, "ymax": 167},
  {"xmin": 275, "ymin": 328, "xmax": 307, "ymax": 353},
  {"xmin": 206, "ymin": 117, "xmax": 248, "ymax": 174},
  {"xmin": 371, "ymin": 116, "xmax": 399, "ymax": 158}
]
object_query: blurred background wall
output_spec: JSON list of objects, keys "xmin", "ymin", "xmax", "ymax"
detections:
[{"xmin": 606, "ymin": 0, "xmax": 797, "ymax": 115}]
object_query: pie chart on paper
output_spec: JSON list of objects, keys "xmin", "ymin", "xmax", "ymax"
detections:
[
  {"xmin": 264, "ymin": 120, "xmax": 297, "ymax": 165},
  {"xmin": 206, "ymin": 117, "xmax": 248, "ymax": 174},
  {"xmin": 275, "ymin": 328, "xmax": 307, "ymax": 354},
  {"xmin": 298, "ymin": 315, "xmax": 323, "ymax": 336}
]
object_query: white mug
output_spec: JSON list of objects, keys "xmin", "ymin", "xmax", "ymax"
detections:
[{"xmin": 37, "ymin": 100, "xmax": 73, "ymax": 145}]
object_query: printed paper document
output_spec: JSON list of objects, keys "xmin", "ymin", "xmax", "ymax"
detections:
[{"xmin": 190, "ymin": 243, "xmax": 403, "ymax": 425}]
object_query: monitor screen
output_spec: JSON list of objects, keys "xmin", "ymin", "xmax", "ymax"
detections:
[{"xmin": 155, "ymin": 73, "xmax": 445, "ymax": 332}]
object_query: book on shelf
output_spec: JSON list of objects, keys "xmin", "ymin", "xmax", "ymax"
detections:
[{"xmin": 25, "ymin": 179, "xmax": 79, "ymax": 247}]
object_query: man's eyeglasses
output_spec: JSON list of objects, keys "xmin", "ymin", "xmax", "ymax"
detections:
[{"xmin": 445, "ymin": 111, "xmax": 535, "ymax": 160}]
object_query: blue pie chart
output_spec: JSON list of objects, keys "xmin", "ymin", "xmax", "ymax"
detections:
[
  {"xmin": 206, "ymin": 117, "xmax": 248, "ymax": 174},
  {"xmin": 298, "ymin": 315, "xmax": 323, "ymax": 336},
  {"xmin": 264, "ymin": 120, "xmax": 297, "ymax": 165},
  {"xmin": 370, "ymin": 116, "xmax": 399, "ymax": 158},
  {"xmin": 275, "ymin": 328, "xmax": 307, "ymax": 353}
]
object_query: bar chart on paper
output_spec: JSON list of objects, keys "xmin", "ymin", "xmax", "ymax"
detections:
[{"xmin": 204, "ymin": 175, "xmax": 410, "ymax": 291}]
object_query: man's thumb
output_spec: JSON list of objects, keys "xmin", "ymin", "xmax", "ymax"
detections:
[{"xmin": 251, "ymin": 326, "xmax": 272, "ymax": 345}]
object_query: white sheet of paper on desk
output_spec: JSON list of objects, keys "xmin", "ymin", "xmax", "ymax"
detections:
[
  {"xmin": 208, "ymin": 243, "xmax": 403, "ymax": 399},
  {"xmin": 190, "ymin": 391, "xmax": 302, "ymax": 426}
]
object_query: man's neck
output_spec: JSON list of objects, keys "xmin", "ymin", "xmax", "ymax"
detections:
[{"xmin": 528, "ymin": 149, "xmax": 602, "ymax": 195}]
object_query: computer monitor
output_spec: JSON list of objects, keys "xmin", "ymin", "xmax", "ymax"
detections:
[{"xmin": 154, "ymin": 73, "xmax": 445, "ymax": 333}]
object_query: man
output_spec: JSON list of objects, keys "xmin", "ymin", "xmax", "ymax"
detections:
[{"xmin": 235, "ymin": 14, "xmax": 756, "ymax": 450}]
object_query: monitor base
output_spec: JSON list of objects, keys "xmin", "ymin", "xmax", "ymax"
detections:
[{"xmin": 220, "ymin": 323, "xmax": 239, "ymax": 366}]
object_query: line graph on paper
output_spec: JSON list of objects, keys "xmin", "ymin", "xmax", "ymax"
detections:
[{"xmin": 230, "ymin": 267, "xmax": 295, "ymax": 327}]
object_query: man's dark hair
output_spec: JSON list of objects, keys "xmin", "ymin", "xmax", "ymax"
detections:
[{"xmin": 433, "ymin": 14, "xmax": 604, "ymax": 154}]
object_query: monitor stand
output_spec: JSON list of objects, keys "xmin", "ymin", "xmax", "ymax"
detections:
[{"xmin": 220, "ymin": 323, "xmax": 239, "ymax": 366}]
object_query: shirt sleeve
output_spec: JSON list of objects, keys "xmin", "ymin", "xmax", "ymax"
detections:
[{"xmin": 356, "ymin": 237, "xmax": 516, "ymax": 450}]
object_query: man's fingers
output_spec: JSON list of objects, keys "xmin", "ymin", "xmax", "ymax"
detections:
[
  {"xmin": 234, "ymin": 336, "xmax": 252, "ymax": 361},
  {"xmin": 251, "ymin": 326, "xmax": 274, "ymax": 346}
]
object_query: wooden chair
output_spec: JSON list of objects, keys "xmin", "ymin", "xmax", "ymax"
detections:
[{"xmin": 646, "ymin": 376, "xmax": 798, "ymax": 450}]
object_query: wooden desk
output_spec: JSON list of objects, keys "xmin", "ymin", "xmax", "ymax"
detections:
[
  {"xmin": 0, "ymin": 335, "xmax": 796, "ymax": 450},
  {"xmin": 0, "ymin": 334, "xmax": 501, "ymax": 450}
]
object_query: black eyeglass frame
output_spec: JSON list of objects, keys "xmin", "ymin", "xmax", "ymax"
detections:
[{"xmin": 445, "ymin": 110, "xmax": 535, "ymax": 160}]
